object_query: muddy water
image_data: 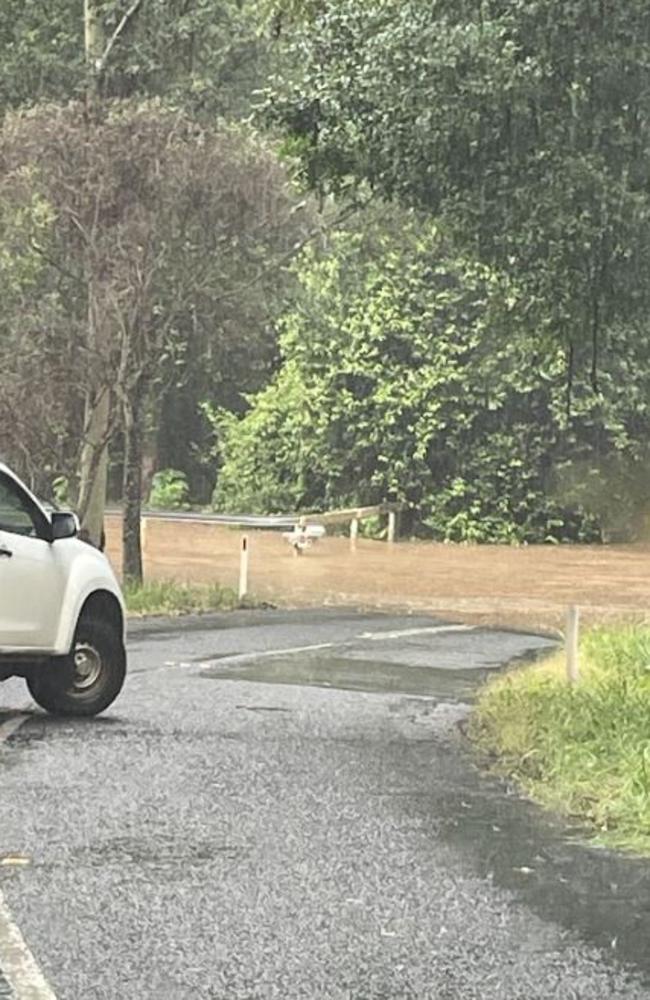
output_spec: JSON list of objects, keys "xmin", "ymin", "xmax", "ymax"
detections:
[{"xmin": 106, "ymin": 515, "xmax": 650, "ymax": 632}]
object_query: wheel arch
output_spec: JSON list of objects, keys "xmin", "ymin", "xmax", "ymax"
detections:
[{"xmin": 77, "ymin": 590, "xmax": 125, "ymax": 645}]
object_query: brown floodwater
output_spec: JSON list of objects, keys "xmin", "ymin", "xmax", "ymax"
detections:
[{"xmin": 105, "ymin": 515, "xmax": 650, "ymax": 633}]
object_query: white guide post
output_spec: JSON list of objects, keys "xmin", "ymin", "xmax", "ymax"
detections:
[{"xmin": 239, "ymin": 534, "xmax": 249, "ymax": 600}]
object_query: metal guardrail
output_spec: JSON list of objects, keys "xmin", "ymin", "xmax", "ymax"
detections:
[
  {"xmin": 106, "ymin": 508, "xmax": 298, "ymax": 529},
  {"xmin": 303, "ymin": 503, "xmax": 400, "ymax": 527},
  {"xmin": 106, "ymin": 502, "xmax": 401, "ymax": 537}
]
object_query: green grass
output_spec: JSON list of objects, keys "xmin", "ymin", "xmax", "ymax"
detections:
[
  {"xmin": 124, "ymin": 579, "xmax": 250, "ymax": 616},
  {"xmin": 470, "ymin": 626, "xmax": 650, "ymax": 854}
]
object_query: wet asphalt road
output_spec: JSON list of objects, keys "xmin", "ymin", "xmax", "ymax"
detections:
[{"xmin": 1, "ymin": 609, "xmax": 650, "ymax": 1000}]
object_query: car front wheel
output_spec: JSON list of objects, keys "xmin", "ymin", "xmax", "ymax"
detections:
[{"xmin": 26, "ymin": 616, "xmax": 126, "ymax": 717}]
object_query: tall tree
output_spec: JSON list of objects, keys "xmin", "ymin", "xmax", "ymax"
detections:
[
  {"xmin": 0, "ymin": 0, "xmax": 284, "ymax": 549},
  {"xmin": 77, "ymin": 0, "xmax": 110, "ymax": 547},
  {"xmin": 0, "ymin": 103, "xmax": 308, "ymax": 577},
  {"xmin": 265, "ymin": 1, "xmax": 650, "ymax": 375}
]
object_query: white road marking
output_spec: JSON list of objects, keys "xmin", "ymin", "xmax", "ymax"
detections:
[
  {"xmin": 358, "ymin": 624, "xmax": 475, "ymax": 641},
  {"xmin": 201, "ymin": 642, "xmax": 334, "ymax": 668},
  {"xmin": 0, "ymin": 856, "xmax": 31, "ymax": 869},
  {"xmin": 0, "ymin": 894, "xmax": 57, "ymax": 1000},
  {"xmin": 200, "ymin": 626, "xmax": 474, "ymax": 670},
  {"xmin": 0, "ymin": 713, "xmax": 58, "ymax": 1000}
]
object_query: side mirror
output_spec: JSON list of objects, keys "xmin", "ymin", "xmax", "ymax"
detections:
[{"xmin": 51, "ymin": 511, "xmax": 78, "ymax": 541}]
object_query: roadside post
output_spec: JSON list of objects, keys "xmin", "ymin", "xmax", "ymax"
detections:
[
  {"xmin": 295, "ymin": 516, "xmax": 307, "ymax": 558},
  {"xmin": 350, "ymin": 516, "xmax": 359, "ymax": 550},
  {"xmin": 566, "ymin": 605, "xmax": 580, "ymax": 685},
  {"xmin": 140, "ymin": 516, "xmax": 148, "ymax": 581},
  {"xmin": 387, "ymin": 509, "xmax": 396, "ymax": 544},
  {"xmin": 239, "ymin": 535, "xmax": 249, "ymax": 600}
]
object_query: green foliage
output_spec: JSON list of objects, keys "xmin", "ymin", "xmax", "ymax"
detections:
[
  {"xmin": 102, "ymin": 0, "xmax": 271, "ymax": 117},
  {"xmin": 212, "ymin": 215, "xmax": 650, "ymax": 541},
  {"xmin": 0, "ymin": 189, "xmax": 54, "ymax": 294},
  {"xmin": 0, "ymin": 1, "xmax": 82, "ymax": 110},
  {"xmin": 4, "ymin": 0, "xmax": 650, "ymax": 541},
  {"xmin": 206, "ymin": 362, "xmax": 312, "ymax": 514},
  {"xmin": 51, "ymin": 476, "xmax": 72, "ymax": 507},
  {"xmin": 266, "ymin": 0, "xmax": 650, "ymax": 358},
  {"xmin": 472, "ymin": 627, "xmax": 650, "ymax": 854},
  {"xmin": 0, "ymin": 0, "xmax": 270, "ymax": 118},
  {"xmin": 148, "ymin": 469, "xmax": 190, "ymax": 510}
]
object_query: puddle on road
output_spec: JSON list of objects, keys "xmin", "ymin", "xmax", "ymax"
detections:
[{"xmin": 202, "ymin": 653, "xmax": 500, "ymax": 701}]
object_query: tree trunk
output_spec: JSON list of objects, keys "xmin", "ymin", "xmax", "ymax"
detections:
[
  {"xmin": 77, "ymin": 266, "xmax": 112, "ymax": 547},
  {"xmin": 77, "ymin": 388, "xmax": 110, "ymax": 547},
  {"xmin": 84, "ymin": 0, "xmax": 104, "ymax": 95},
  {"xmin": 77, "ymin": 1, "xmax": 109, "ymax": 548},
  {"xmin": 122, "ymin": 384, "xmax": 144, "ymax": 583}
]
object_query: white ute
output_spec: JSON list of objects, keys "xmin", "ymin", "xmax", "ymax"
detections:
[{"xmin": 0, "ymin": 462, "xmax": 126, "ymax": 716}]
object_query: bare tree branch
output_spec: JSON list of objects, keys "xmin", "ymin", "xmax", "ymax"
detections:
[{"xmin": 97, "ymin": 0, "xmax": 146, "ymax": 75}]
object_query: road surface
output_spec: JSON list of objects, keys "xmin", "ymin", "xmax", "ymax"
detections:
[{"xmin": 0, "ymin": 609, "xmax": 649, "ymax": 999}]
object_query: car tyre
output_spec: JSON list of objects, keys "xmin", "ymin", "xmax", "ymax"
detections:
[{"xmin": 26, "ymin": 616, "xmax": 126, "ymax": 717}]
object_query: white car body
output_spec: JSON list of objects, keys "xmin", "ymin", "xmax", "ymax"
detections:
[{"xmin": 0, "ymin": 463, "xmax": 125, "ymax": 658}]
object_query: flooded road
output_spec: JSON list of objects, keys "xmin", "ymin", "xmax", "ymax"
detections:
[
  {"xmin": 0, "ymin": 609, "xmax": 648, "ymax": 999},
  {"xmin": 106, "ymin": 515, "xmax": 650, "ymax": 633}
]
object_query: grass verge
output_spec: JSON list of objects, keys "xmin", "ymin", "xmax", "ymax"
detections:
[
  {"xmin": 124, "ymin": 579, "xmax": 252, "ymax": 616},
  {"xmin": 470, "ymin": 626, "xmax": 650, "ymax": 854}
]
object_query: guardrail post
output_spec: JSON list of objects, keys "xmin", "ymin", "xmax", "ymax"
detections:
[
  {"xmin": 239, "ymin": 535, "xmax": 249, "ymax": 600},
  {"xmin": 387, "ymin": 510, "xmax": 396, "ymax": 544},
  {"xmin": 350, "ymin": 516, "xmax": 359, "ymax": 549},
  {"xmin": 566, "ymin": 605, "xmax": 580, "ymax": 685}
]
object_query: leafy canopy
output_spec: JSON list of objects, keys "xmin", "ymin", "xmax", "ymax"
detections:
[
  {"xmin": 212, "ymin": 217, "xmax": 650, "ymax": 541},
  {"xmin": 0, "ymin": 0, "xmax": 269, "ymax": 117},
  {"xmin": 266, "ymin": 0, "xmax": 650, "ymax": 360}
]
